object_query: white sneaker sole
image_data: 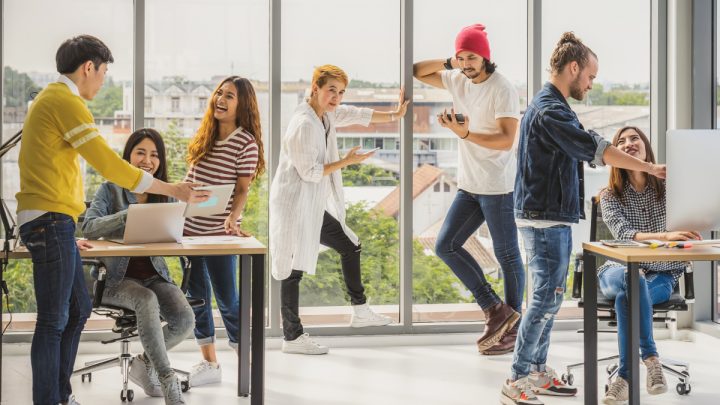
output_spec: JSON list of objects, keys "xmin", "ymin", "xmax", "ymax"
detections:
[
  {"xmin": 350, "ymin": 318, "xmax": 393, "ymax": 328},
  {"xmin": 602, "ymin": 397, "xmax": 628, "ymax": 405},
  {"xmin": 189, "ymin": 374, "xmax": 222, "ymax": 387},
  {"xmin": 281, "ymin": 346, "xmax": 329, "ymax": 355}
]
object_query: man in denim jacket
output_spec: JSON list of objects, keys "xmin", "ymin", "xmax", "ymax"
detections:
[{"xmin": 500, "ymin": 32, "xmax": 666, "ymax": 405}]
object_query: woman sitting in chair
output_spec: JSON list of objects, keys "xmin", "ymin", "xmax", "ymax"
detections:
[
  {"xmin": 598, "ymin": 126, "xmax": 700, "ymax": 404},
  {"xmin": 81, "ymin": 128, "xmax": 195, "ymax": 405}
]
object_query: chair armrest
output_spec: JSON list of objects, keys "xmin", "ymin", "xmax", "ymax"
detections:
[
  {"xmin": 683, "ymin": 265, "xmax": 695, "ymax": 301},
  {"xmin": 572, "ymin": 252, "xmax": 583, "ymax": 299},
  {"xmin": 82, "ymin": 259, "xmax": 107, "ymax": 308},
  {"xmin": 179, "ymin": 256, "xmax": 192, "ymax": 294}
]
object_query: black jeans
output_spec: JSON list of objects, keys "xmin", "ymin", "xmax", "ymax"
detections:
[{"xmin": 281, "ymin": 211, "xmax": 366, "ymax": 340}]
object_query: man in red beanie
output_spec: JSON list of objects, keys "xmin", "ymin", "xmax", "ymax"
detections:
[{"xmin": 413, "ymin": 24, "xmax": 525, "ymax": 356}]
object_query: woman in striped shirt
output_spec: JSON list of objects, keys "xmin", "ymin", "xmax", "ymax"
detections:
[{"xmin": 183, "ymin": 76, "xmax": 265, "ymax": 386}]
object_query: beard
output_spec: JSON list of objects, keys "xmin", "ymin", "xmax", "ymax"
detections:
[
  {"xmin": 569, "ymin": 76, "xmax": 586, "ymax": 101},
  {"xmin": 462, "ymin": 68, "xmax": 481, "ymax": 80}
]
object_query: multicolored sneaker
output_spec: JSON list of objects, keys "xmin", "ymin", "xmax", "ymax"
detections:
[
  {"xmin": 528, "ymin": 366, "xmax": 578, "ymax": 396},
  {"xmin": 500, "ymin": 377, "xmax": 544, "ymax": 405}
]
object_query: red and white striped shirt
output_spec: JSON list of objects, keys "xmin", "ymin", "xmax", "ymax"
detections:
[{"xmin": 183, "ymin": 127, "xmax": 258, "ymax": 236}]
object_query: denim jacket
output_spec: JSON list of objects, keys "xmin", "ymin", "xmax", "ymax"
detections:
[
  {"xmin": 514, "ymin": 82, "xmax": 610, "ymax": 223},
  {"xmin": 80, "ymin": 181, "xmax": 175, "ymax": 288}
]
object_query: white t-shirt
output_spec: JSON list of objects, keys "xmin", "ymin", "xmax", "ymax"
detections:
[{"xmin": 441, "ymin": 70, "xmax": 520, "ymax": 195}]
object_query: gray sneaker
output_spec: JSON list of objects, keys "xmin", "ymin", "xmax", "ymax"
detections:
[
  {"xmin": 602, "ymin": 376, "xmax": 629, "ymax": 405},
  {"xmin": 160, "ymin": 374, "xmax": 186, "ymax": 405},
  {"xmin": 644, "ymin": 357, "xmax": 668, "ymax": 395},
  {"xmin": 129, "ymin": 354, "xmax": 163, "ymax": 397}
]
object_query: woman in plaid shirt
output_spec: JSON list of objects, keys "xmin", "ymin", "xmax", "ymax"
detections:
[{"xmin": 598, "ymin": 126, "xmax": 700, "ymax": 404}]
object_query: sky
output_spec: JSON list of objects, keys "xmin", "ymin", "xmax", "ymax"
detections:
[{"xmin": 4, "ymin": 0, "xmax": 651, "ymax": 86}]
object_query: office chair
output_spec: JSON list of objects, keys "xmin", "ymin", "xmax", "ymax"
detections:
[
  {"xmin": 562, "ymin": 196, "xmax": 693, "ymax": 396},
  {"xmin": 71, "ymin": 257, "xmax": 203, "ymax": 402}
]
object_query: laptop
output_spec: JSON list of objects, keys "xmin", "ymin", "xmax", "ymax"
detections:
[{"xmin": 108, "ymin": 202, "xmax": 186, "ymax": 244}]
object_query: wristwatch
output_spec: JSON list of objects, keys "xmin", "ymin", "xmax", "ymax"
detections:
[{"xmin": 444, "ymin": 57, "xmax": 453, "ymax": 70}]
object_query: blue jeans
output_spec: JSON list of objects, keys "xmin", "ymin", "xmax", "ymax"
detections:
[
  {"xmin": 187, "ymin": 255, "xmax": 239, "ymax": 346},
  {"xmin": 598, "ymin": 265, "xmax": 675, "ymax": 379},
  {"xmin": 436, "ymin": 190, "xmax": 525, "ymax": 312},
  {"xmin": 102, "ymin": 276, "xmax": 194, "ymax": 378},
  {"xmin": 512, "ymin": 225, "xmax": 572, "ymax": 380},
  {"xmin": 19, "ymin": 213, "xmax": 92, "ymax": 405}
]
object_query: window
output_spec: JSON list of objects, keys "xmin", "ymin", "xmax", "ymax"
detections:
[
  {"xmin": 198, "ymin": 97, "xmax": 208, "ymax": 113},
  {"xmin": 144, "ymin": 96, "xmax": 152, "ymax": 113},
  {"xmin": 412, "ymin": 0, "xmax": 527, "ymax": 323},
  {"xmin": 281, "ymin": 0, "xmax": 401, "ymax": 328},
  {"xmin": 2, "ymin": 0, "xmax": 133, "ymax": 328},
  {"xmin": 543, "ymin": 0, "xmax": 650, "ymax": 318},
  {"xmin": 170, "ymin": 97, "xmax": 181, "ymax": 113}
]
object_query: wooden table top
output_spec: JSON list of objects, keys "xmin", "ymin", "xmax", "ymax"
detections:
[
  {"xmin": 8, "ymin": 237, "xmax": 267, "ymax": 259},
  {"xmin": 583, "ymin": 241, "xmax": 720, "ymax": 262}
]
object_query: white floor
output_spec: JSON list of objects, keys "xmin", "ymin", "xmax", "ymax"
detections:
[{"xmin": 2, "ymin": 330, "xmax": 720, "ymax": 405}]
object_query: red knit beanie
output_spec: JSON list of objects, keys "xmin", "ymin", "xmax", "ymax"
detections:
[{"xmin": 455, "ymin": 24, "xmax": 491, "ymax": 61}]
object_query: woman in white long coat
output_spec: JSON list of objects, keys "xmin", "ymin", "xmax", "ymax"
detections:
[{"xmin": 269, "ymin": 64, "xmax": 409, "ymax": 355}]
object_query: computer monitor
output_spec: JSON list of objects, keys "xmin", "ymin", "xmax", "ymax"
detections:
[{"xmin": 666, "ymin": 129, "xmax": 720, "ymax": 232}]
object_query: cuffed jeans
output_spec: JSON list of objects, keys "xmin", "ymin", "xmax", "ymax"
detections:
[
  {"xmin": 187, "ymin": 255, "xmax": 240, "ymax": 347},
  {"xmin": 435, "ymin": 190, "xmax": 525, "ymax": 313},
  {"xmin": 598, "ymin": 264, "xmax": 675, "ymax": 380},
  {"xmin": 102, "ymin": 276, "xmax": 194, "ymax": 378},
  {"xmin": 511, "ymin": 225, "xmax": 572, "ymax": 380},
  {"xmin": 19, "ymin": 212, "xmax": 92, "ymax": 405},
  {"xmin": 281, "ymin": 211, "xmax": 366, "ymax": 341}
]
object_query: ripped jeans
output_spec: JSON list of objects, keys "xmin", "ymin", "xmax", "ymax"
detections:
[
  {"xmin": 281, "ymin": 211, "xmax": 365, "ymax": 340},
  {"xmin": 511, "ymin": 225, "xmax": 572, "ymax": 380}
]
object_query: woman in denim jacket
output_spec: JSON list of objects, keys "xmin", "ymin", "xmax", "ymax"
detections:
[{"xmin": 81, "ymin": 128, "xmax": 194, "ymax": 405}]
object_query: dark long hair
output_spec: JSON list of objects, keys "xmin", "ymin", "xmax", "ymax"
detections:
[
  {"xmin": 122, "ymin": 128, "xmax": 168, "ymax": 203},
  {"xmin": 187, "ymin": 76, "xmax": 266, "ymax": 179},
  {"xmin": 605, "ymin": 126, "xmax": 664, "ymax": 202}
]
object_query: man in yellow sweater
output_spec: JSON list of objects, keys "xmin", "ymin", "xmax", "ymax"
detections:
[{"xmin": 16, "ymin": 35, "xmax": 208, "ymax": 405}]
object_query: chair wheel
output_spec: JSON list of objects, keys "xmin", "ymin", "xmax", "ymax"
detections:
[
  {"xmin": 561, "ymin": 373, "xmax": 574, "ymax": 386},
  {"xmin": 676, "ymin": 383, "xmax": 691, "ymax": 395},
  {"xmin": 81, "ymin": 373, "xmax": 92, "ymax": 382},
  {"xmin": 606, "ymin": 364, "xmax": 618, "ymax": 375},
  {"xmin": 181, "ymin": 380, "xmax": 190, "ymax": 392},
  {"xmin": 120, "ymin": 389, "xmax": 134, "ymax": 402}
]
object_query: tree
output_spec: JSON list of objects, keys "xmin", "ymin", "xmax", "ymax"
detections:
[
  {"xmin": 342, "ymin": 164, "xmax": 398, "ymax": 187},
  {"xmin": 3, "ymin": 66, "xmax": 41, "ymax": 108},
  {"xmin": 87, "ymin": 78, "xmax": 123, "ymax": 118}
]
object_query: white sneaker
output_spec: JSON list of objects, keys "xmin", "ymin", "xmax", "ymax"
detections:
[
  {"xmin": 282, "ymin": 333, "xmax": 329, "ymax": 355},
  {"xmin": 129, "ymin": 354, "xmax": 162, "ymax": 397},
  {"xmin": 189, "ymin": 360, "xmax": 222, "ymax": 387},
  {"xmin": 350, "ymin": 302, "xmax": 393, "ymax": 328},
  {"xmin": 60, "ymin": 395, "xmax": 81, "ymax": 405}
]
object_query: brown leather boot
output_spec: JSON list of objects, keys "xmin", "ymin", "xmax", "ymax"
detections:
[
  {"xmin": 476, "ymin": 302, "xmax": 520, "ymax": 352},
  {"xmin": 481, "ymin": 327, "xmax": 518, "ymax": 356}
]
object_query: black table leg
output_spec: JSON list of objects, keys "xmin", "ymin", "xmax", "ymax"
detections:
[
  {"xmin": 238, "ymin": 255, "xmax": 251, "ymax": 397},
  {"xmin": 250, "ymin": 254, "xmax": 265, "ymax": 405},
  {"xmin": 627, "ymin": 262, "xmax": 640, "ymax": 405},
  {"xmin": 583, "ymin": 250, "xmax": 598, "ymax": 405}
]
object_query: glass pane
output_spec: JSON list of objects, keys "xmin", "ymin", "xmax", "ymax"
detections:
[
  {"xmin": 2, "ymin": 0, "xmax": 132, "ymax": 328},
  {"xmin": 280, "ymin": 0, "xmax": 401, "ymax": 328},
  {"xmin": 145, "ymin": 0, "xmax": 270, "ymax": 322},
  {"xmin": 412, "ymin": 0, "xmax": 527, "ymax": 323},
  {"xmin": 543, "ymin": 0, "xmax": 650, "ymax": 318}
]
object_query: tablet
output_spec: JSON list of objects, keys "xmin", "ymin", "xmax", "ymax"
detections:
[{"xmin": 183, "ymin": 184, "xmax": 235, "ymax": 218}]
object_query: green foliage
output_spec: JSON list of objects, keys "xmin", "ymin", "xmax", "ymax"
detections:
[
  {"xmin": 4, "ymin": 259, "xmax": 37, "ymax": 313},
  {"xmin": 575, "ymin": 83, "xmax": 649, "ymax": 106},
  {"xmin": 3, "ymin": 66, "xmax": 41, "ymax": 108},
  {"xmin": 342, "ymin": 164, "xmax": 398, "ymax": 187},
  {"xmin": 161, "ymin": 121, "xmax": 191, "ymax": 182},
  {"xmin": 87, "ymin": 78, "xmax": 123, "ymax": 118}
]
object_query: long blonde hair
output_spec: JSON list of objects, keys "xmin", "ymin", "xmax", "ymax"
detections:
[{"xmin": 187, "ymin": 76, "xmax": 266, "ymax": 178}]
